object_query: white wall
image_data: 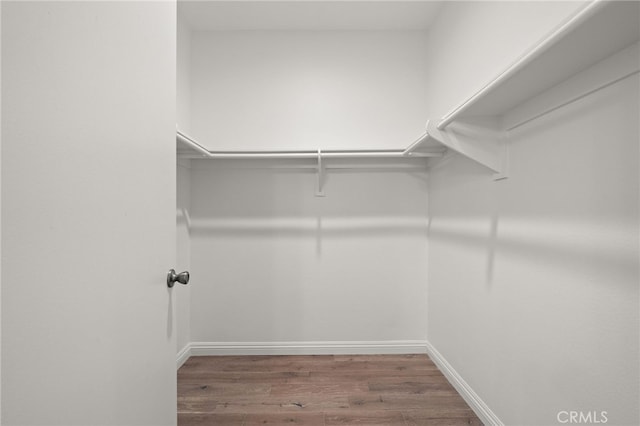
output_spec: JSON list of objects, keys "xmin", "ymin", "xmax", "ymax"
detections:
[
  {"xmin": 185, "ymin": 26, "xmax": 431, "ymax": 349},
  {"xmin": 188, "ymin": 159, "xmax": 429, "ymax": 347},
  {"xmin": 190, "ymin": 31, "xmax": 428, "ymax": 151},
  {"xmin": 426, "ymin": 11, "xmax": 639, "ymax": 425},
  {"xmin": 428, "ymin": 71, "xmax": 639, "ymax": 426}
]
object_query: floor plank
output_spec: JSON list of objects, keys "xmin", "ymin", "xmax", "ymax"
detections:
[
  {"xmin": 177, "ymin": 413, "xmax": 246, "ymax": 426},
  {"xmin": 177, "ymin": 354, "xmax": 483, "ymax": 425},
  {"xmin": 403, "ymin": 410, "xmax": 484, "ymax": 426},
  {"xmin": 325, "ymin": 410, "xmax": 406, "ymax": 425},
  {"xmin": 244, "ymin": 413, "xmax": 326, "ymax": 425}
]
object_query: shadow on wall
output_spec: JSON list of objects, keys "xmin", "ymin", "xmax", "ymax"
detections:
[
  {"xmin": 188, "ymin": 218, "xmax": 428, "ymax": 237},
  {"xmin": 427, "ymin": 213, "xmax": 636, "ymax": 289},
  {"xmin": 188, "ymin": 162, "xmax": 430, "ymax": 255},
  {"xmin": 188, "ymin": 216, "xmax": 429, "ymax": 265}
]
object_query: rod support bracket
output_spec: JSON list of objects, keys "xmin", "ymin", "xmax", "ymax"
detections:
[
  {"xmin": 427, "ymin": 119, "xmax": 508, "ymax": 180},
  {"xmin": 315, "ymin": 149, "xmax": 325, "ymax": 197}
]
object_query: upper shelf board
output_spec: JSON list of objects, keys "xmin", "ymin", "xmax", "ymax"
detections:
[
  {"xmin": 176, "ymin": 130, "xmax": 445, "ymax": 160},
  {"xmin": 438, "ymin": 0, "xmax": 640, "ymax": 128}
]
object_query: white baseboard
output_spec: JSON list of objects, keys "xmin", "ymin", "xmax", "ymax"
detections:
[
  {"xmin": 186, "ymin": 340, "xmax": 428, "ymax": 356},
  {"xmin": 176, "ymin": 344, "xmax": 192, "ymax": 369},
  {"xmin": 425, "ymin": 341, "xmax": 503, "ymax": 426}
]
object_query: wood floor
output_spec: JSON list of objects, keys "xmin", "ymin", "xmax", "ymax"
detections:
[{"xmin": 178, "ymin": 354, "xmax": 483, "ymax": 425}]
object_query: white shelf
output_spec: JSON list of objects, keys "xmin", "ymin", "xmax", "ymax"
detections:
[
  {"xmin": 439, "ymin": 0, "xmax": 639, "ymax": 129},
  {"xmin": 426, "ymin": 0, "xmax": 640, "ymax": 179},
  {"xmin": 176, "ymin": 130, "xmax": 445, "ymax": 160},
  {"xmin": 176, "ymin": 130, "xmax": 444, "ymax": 197}
]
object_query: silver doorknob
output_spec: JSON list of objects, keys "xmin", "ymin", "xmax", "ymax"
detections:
[{"xmin": 167, "ymin": 269, "xmax": 190, "ymax": 288}]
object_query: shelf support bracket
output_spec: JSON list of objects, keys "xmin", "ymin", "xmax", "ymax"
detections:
[
  {"xmin": 315, "ymin": 149, "xmax": 326, "ymax": 197},
  {"xmin": 426, "ymin": 118, "xmax": 508, "ymax": 180}
]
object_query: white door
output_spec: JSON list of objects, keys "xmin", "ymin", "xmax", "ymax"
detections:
[{"xmin": 2, "ymin": 1, "xmax": 178, "ymax": 424}]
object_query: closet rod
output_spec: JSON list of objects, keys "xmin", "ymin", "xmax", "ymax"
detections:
[
  {"xmin": 506, "ymin": 69, "xmax": 640, "ymax": 131},
  {"xmin": 436, "ymin": 0, "xmax": 606, "ymax": 131},
  {"xmin": 403, "ymin": 132, "xmax": 433, "ymax": 155},
  {"xmin": 177, "ymin": 131, "xmax": 444, "ymax": 159},
  {"xmin": 186, "ymin": 164, "xmax": 428, "ymax": 171}
]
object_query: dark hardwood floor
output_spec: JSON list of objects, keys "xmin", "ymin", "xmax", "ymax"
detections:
[{"xmin": 178, "ymin": 354, "xmax": 483, "ymax": 425}]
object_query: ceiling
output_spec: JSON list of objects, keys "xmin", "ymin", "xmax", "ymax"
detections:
[{"xmin": 178, "ymin": 0, "xmax": 444, "ymax": 31}]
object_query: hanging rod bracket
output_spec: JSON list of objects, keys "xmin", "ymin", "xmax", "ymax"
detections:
[{"xmin": 315, "ymin": 149, "xmax": 326, "ymax": 197}]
